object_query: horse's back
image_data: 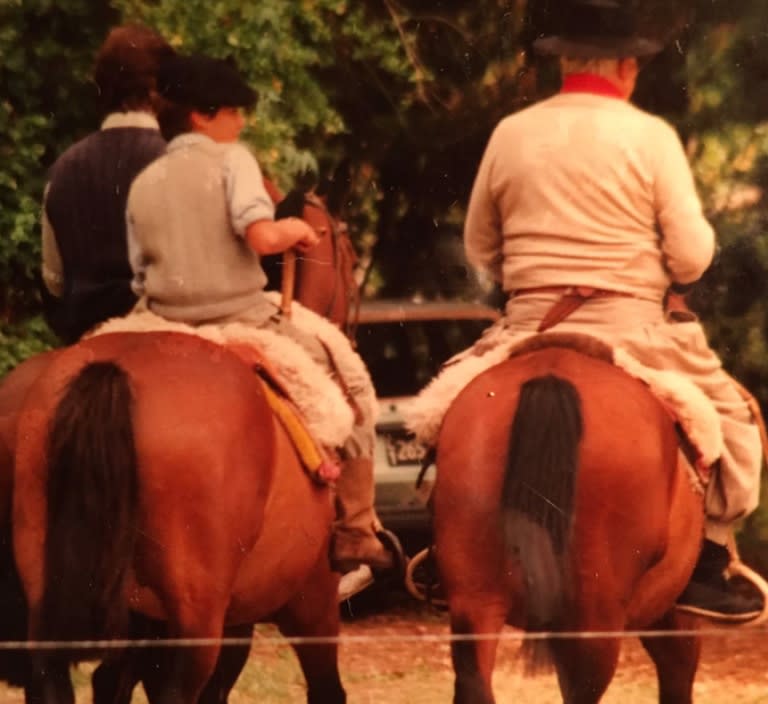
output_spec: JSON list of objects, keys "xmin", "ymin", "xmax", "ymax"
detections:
[
  {"xmin": 20, "ymin": 331, "xmax": 277, "ymax": 502},
  {"xmin": 437, "ymin": 346, "xmax": 677, "ymax": 498}
]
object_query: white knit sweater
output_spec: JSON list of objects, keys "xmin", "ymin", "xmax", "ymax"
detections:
[{"xmin": 464, "ymin": 90, "xmax": 715, "ymax": 303}]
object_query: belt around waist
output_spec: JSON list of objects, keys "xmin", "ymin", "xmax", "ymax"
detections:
[{"xmin": 512, "ymin": 285, "xmax": 636, "ymax": 299}]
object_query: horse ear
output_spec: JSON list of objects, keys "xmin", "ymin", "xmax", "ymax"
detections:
[
  {"xmin": 274, "ymin": 188, "xmax": 306, "ymax": 219},
  {"xmin": 295, "ymin": 168, "xmax": 318, "ymax": 193}
]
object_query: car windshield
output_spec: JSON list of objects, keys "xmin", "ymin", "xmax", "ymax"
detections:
[{"xmin": 355, "ymin": 317, "xmax": 493, "ymax": 398}]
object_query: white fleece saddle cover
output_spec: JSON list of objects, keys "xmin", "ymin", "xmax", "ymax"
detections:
[
  {"xmin": 404, "ymin": 331, "xmax": 722, "ymax": 472},
  {"xmin": 90, "ymin": 306, "xmax": 356, "ymax": 449}
]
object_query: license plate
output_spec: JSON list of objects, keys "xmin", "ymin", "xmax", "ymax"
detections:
[{"xmin": 382, "ymin": 430, "xmax": 427, "ymax": 466}]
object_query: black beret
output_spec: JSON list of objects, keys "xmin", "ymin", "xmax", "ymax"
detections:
[{"xmin": 157, "ymin": 54, "xmax": 257, "ymax": 112}]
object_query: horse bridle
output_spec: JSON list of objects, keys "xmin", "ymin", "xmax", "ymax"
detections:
[{"xmin": 301, "ymin": 193, "xmax": 361, "ymax": 340}]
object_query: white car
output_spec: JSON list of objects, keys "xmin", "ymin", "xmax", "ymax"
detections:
[{"xmin": 354, "ymin": 299, "xmax": 500, "ymax": 539}]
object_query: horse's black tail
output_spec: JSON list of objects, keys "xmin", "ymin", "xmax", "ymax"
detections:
[
  {"xmin": 40, "ymin": 361, "xmax": 139, "ymax": 642},
  {"xmin": 502, "ymin": 374, "xmax": 583, "ymax": 670}
]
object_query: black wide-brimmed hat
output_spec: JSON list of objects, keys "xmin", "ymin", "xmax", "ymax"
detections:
[
  {"xmin": 533, "ymin": 0, "xmax": 663, "ymax": 59},
  {"xmin": 157, "ymin": 54, "xmax": 257, "ymax": 113}
]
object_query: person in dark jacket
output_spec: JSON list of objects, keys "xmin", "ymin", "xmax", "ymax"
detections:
[{"xmin": 41, "ymin": 23, "xmax": 175, "ymax": 343}]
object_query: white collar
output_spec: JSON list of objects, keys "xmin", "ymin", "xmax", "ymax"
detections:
[
  {"xmin": 101, "ymin": 111, "xmax": 160, "ymax": 131},
  {"xmin": 166, "ymin": 132, "xmax": 218, "ymax": 152}
]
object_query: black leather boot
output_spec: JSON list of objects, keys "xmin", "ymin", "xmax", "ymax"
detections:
[{"xmin": 676, "ymin": 539, "xmax": 764, "ymax": 622}]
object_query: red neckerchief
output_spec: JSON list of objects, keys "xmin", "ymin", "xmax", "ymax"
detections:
[{"xmin": 560, "ymin": 73, "xmax": 624, "ymax": 99}]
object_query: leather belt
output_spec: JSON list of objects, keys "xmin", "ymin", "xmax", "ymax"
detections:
[{"xmin": 512, "ymin": 286, "xmax": 636, "ymax": 333}]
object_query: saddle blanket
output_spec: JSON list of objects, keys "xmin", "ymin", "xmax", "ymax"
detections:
[{"xmin": 403, "ymin": 330, "xmax": 722, "ymax": 471}]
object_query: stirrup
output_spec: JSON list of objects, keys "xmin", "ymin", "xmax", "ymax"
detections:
[
  {"xmin": 725, "ymin": 533, "xmax": 768, "ymax": 625},
  {"xmin": 404, "ymin": 546, "xmax": 447, "ymax": 609},
  {"xmin": 330, "ymin": 528, "xmax": 408, "ymax": 578}
]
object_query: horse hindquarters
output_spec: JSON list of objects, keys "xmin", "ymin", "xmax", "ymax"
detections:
[
  {"xmin": 228, "ymin": 420, "xmax": 343, "ymax": 704},
  {"xmin": 14, "ymin": 361, "xmax": 139, "ymax": 704},
  {"xmin": 437, "ymin": 368, "xmax": 621, "ymax": 704},
  {"xmin": 39, "ymin": 362, "xmax": 139, "ymax": 641},
  {"xmin": 18, "ymin": 358, "xmax": 227, "ymax": 704}
]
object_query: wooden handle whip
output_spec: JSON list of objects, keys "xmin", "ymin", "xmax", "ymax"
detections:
[{"xmin": 280, "ymin": 248, "xmax": 297, "ymax": 318}]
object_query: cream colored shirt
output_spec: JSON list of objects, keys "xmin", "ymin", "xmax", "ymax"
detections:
[{"xmin": 464, "ymin": 91, "xmax": 716, "ymax": 302}]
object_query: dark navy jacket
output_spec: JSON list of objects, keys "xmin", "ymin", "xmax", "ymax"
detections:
[{"xmin": 43, "ymin": 125, "xmax": 166, "ymax": 343}]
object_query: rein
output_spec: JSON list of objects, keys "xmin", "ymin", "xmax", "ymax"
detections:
[{"xmin": 300, "ymin": 193, "xmax": 361, "ymax": 340}]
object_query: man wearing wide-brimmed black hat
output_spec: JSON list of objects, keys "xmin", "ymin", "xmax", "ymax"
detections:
[
  {"xmin": 126, "ymin": 54, "xmax": 400, "ymax": 591},
  {"xmin": 427, "ymin": 0, "xmax": 764, "ymax": 620}
]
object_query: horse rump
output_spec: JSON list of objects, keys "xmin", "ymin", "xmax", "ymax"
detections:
[
  {"xmin": 502, "ymin": 374, "xmax": 583, "ymax": 669},
  {"xmin": 40, "ymin": 361, "xmax": 139, "ymax": 643}
]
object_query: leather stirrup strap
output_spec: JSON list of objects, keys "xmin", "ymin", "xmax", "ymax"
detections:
[
  {"xmin": 317, "ymin": 338, "xmax": 365, "ymax": 425},
  {"xmin": 257, "ymin": 377, "xmax": 340, "ymax": 483}
]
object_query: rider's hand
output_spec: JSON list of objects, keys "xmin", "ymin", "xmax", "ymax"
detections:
[{"xmin": 292, "ymin": 219, "xmax": 322, "ymax": 252}]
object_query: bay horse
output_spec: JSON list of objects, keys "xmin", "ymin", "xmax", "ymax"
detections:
[
  {"xmin": 0, "ymin": 350, "xmax": 60, "ymax": 689},
  {"xmin": 0, "ymin": 177, "xmax": 361, "ymax": 699},
  {"xmin": 434, "ymin": 335, "xmax": 704, "ymax": 704},
  {"xmin": 11, "ymin": 330, "xmax": 345, "ymax": 704},
  {"xmin": 263, "ymin": 178, "xmax": 359, "ymax": 335}
]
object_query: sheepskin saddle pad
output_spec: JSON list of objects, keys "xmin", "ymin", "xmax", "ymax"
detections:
[
  {"xmin": 89, "ymin": 309, "xmax": 355, "ymax": 451},
  {"xmin": 405, "ymin": 331, "xmax": 721, "ymax": 491}
]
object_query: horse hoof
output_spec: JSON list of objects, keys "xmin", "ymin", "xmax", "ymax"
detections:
[{"xmin": 404, "ymin": 547, "xmax": 447, "ymax": 609}]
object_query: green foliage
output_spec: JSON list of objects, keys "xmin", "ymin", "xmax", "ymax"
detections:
[
  {"xmin": 0, "ymin": 0, "xmax": 117, "ymax": 332},
  {"xmin": 0, "ymin": 316, "xmax": 57, "ymax": 376},
  {"xmin": 684, "ymin": 13, "xmax": 768, "ymax": 405},
  {"xmin": 679, "ymin": 6, "xmax": 768, "ymax": 550},
  {"xmin": 111, "ymin": 0, "xmax": 408, "ymax": 183}
]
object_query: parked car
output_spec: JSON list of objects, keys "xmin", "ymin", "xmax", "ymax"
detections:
[{"xmin": 354, "ymin": 299, "xmax": 500, "ymax": 542}]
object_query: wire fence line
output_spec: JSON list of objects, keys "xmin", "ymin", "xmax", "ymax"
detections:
[{"xmin": 0, "ymin": 624, "xmax": 764, "ymax": 651}]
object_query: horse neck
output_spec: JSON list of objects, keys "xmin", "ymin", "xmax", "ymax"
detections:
[
  {"xmin": 296, "ymin": 196, "xmax": 359, "ymax": 335},
  {"xmin": 260, "ymin": 179, "xmax": 359, "ymax": 336}
]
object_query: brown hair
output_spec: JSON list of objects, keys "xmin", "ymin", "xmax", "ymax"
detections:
[
  {"xmin": 93, "ymin": 24, "xmax": 175, "ymax": 113},
  {"xmin": 157, "ymin": 103, "xmax": 194, "ymax": 141}
]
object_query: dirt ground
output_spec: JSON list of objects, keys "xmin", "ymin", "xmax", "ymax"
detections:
[
  {"xmin": 332, "ymin": 600, "xmax": 768, "ymax": 704},
  {"xmin": 1, "ymin": 592, "xmax": 766, "ymax": 703}
]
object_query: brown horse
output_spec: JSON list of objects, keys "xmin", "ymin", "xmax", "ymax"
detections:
[
  {"xmin": 263, "ymin": 178, "xmax": 359, "ymax": 335},
  {"xmin": 0, "ymin": 351, "xmax": 64, "ymax": 688},
  {"xmin": 12, "ymin": 330, "xmax": 345, "ymax": 704},
  {"xmin": 433, "ymin": 336, "xmax": 704, "ymax": 704}
]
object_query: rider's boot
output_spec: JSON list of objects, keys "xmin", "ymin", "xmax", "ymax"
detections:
[
  {"xmin": 330, "ymin": 456, "xmax": 395, "ymax": 574},
  {"xmin": 676, "ymin": 538, "xmax": 764, "ymax": 621}
]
